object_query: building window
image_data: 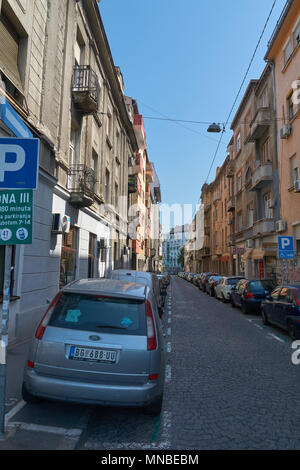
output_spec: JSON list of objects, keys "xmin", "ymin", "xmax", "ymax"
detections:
[
  {"xmin": 284, "ymin": 38, "xmax": 293, "ymax": 65},
  {"xmin": 114, "ymin": 182, "xmax": 119, "ymax": 211},
  {"xmin": 91, "ymin": 149, "xmax": 99, "ymax": 193},
  {"xmin": 236, "ymin": 132, "xmax": 241, "ymax": 153},
  {"xmin": 264, "ymin": 193, "xmax": 273, "ymax": 219},
  {"xmin": 290, "ymin": 155, "xmax": 298, "ymax": 187},
  {"xmin": 262, "ymin": 137, "xmax": 271, "ymax": 163},
  {"xmin": 288, "ymin": 93, "xmax": 294, "ymax": 121},
  {"xmin": 107, "ymin": 108, "xmax": 112, "ymax": 139},
  {"xmin": 293, "ymin": 18, "xmax": 300, "ymax": 48},
  {"xmin": 60, "ymin": 227, "xmax": 78, "ymax": 287},
  {"xmin": 260, "ymin": 88, "xmax": 269, "ymax": 108},
  {"xmin": 237, "ymin": 212, "xmax": 243, "ymax": 232},
  {"xmin": 237, "ymin": 173, "xmax": 242, "ymax": 193},
  {"xmin": 88, "ymin": 233, "xmax": 96, "ymax": 278},
  {"xmin": 105, "ymin": 169, "xmax": 110, "ymax": 202},
  {"xmin": 247, "ymin": 203, "xmax": 254, "ymax": 228}
]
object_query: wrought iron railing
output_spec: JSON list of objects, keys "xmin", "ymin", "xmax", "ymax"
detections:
[
  {"xmin": 67, "ymin": 164, "xmax": 96, "ymax": 196},
  {"xmin": 72, "ymin": 66, "xmax": 99, "ymax": 103}
]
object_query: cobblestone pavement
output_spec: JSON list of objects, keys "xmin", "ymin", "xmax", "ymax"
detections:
[{"xmin": 79, "ymin": 276, "xmax": 300, "ymax": 450}]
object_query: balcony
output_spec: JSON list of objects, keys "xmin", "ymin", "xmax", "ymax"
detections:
[
  {"xmin": 128, "ymin": 175, "xmax": 138, "ymax": 194},
  {"xmin": 129, "ymin": 155, "xmax": 143, "ymax": 176},
  {"xmin": 250, "ymin": 163, "xmax": 272, "ymax": 191},
  {"xmin": 227, "ymin": 197, "xmax": 235, "ymax": 212},
  {"xmin": 247, "ymin": 107, "xmax": 271, "ymax": 142},
  {"xmin": 68, "ymin": 164, "xmax": 96, "ymax": 208},
  {"xmin": 133, "ymin": 115, "xmax": 146, "ymax": 149},
  {"xmin": 253, "ymin": 218, "xmax": 275, "ymax": 236},
  {"xmin": 226, "ymin": 160, "xmax": 235, "ymax": 178},
  {"xmin": 72, "ymin": 66, "xmax": 99, "ymax": 114},
  {"xmin": 146, "ymin": 163, "xmax": 153, "ymax": 183}
]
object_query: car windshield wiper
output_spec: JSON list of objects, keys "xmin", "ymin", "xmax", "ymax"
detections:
[{"xmin": 95, "ymin": 324, "xmax": 127, "ymax": 330}]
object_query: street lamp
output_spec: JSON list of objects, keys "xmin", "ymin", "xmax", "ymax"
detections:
[{"xmin": 207, "ymin": 122, "xmax": 223, "ymax": 133}]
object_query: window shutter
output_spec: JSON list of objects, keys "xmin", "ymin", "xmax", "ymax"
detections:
[{"xmin": 0, "ymin": 19, "xmax": 23, "ymax": 93}]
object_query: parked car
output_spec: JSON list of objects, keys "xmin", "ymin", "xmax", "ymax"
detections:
[
  {"xmin": 109, "ymin": 270, "xmax": 165, "ymax": 316},
  {"xmin": 231, "ymin": 279, "xmax": 277, "ymax": 314},
  {"xmin": 22, "ymin": 279, "xmax": 165, "ymax": 416},
  {"xmin": 261, "ymin": 285, "xmax": 300, "ymax": 340},
  {"xmin": 199, "ymin": 273, "xmax": 217, "ymax": 292},
  {"xmin": 206, "ymin": 275, "xmax": 223, "ymax": 296},
  {"xmin": 215, "ymin": 276, "xmax": 245, "ymax": 302},
  {"xmin": 178, "ymin": 272, "xmax": 184, "ymax": 278},
  {"xmin": 193, "ymin": 274, "xmax": 202, "ymax": 287}
]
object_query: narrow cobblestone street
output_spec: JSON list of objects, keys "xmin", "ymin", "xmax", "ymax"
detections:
[{"xmin": 74, "ymin": 276, "xmax": 300, "ymax": 450}]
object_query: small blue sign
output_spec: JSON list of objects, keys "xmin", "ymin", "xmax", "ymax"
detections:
[
  {"xmin": 0, "ymin": 137, "xmax": 39, "ymax": 190},
  {"xmin": 278, "ymin": 236, "xmax": 295, "ymax": 259},
  {"xmin": 0, "ymin": 96, "xmax": 33, "ymax": 138}
]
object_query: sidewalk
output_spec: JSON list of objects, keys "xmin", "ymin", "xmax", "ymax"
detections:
[{"xmin": 0, "ymin": 340, "xmax": 84, "ymax": 450}]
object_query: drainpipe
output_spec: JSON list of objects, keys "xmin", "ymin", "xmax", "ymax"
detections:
[{"xmin": 267, "ymin": 59, "xmax": 281, "ymax": 221}]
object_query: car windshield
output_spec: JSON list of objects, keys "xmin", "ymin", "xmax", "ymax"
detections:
[
  {"xmin": 250, "ymin": 280, "xmax": 276, "ymax": 291},
  {"xmin": 48, "ymin": 293, "xmax": 147, "ymax": 335}
]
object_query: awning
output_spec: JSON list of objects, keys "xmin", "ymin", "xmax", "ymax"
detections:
[
  {"xmin": 221, "ymin": 254, "xmax": 230, "ymax": 262},
  {"xmin": 252, "ymin": 249, "xmax": 277, "ymax": 260},
  {"xmin": 0, "ymin": 19, "xmax": 24, "ymax": 94}
]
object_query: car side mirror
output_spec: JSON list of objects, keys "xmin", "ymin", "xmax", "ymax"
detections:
[{"xmin": 266, "ymin": 295, "xmax": 272, "ymax": 301}]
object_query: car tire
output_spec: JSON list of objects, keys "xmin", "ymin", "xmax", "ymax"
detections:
[
  {"xmin": 287, "ymin": 321, "xmax": 299, "ymax": 341},
  {"xmin": 144, "ymin": 393, "xmax": 163, "ymax": 417},
  {"xmin": 261, "ymin": 308, "xmax": 269, "ymax": 325},
  {"xmin": 241, "ymin": 302, "xmax": 249, "ymax": 315},
  {"xmin": 22, "ymin": 382, "xmax": 41, "ymax": 404},
  {"xmin": 221, "ymin": 293, "xmax": 226, "ymax": 303}
]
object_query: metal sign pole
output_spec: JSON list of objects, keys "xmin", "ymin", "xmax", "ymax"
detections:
[{"xmin": 0, "ymin": 244, "xmax": 12, "ymax": 436}]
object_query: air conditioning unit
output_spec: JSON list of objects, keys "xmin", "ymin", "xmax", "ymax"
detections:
[
  {"xmin": 246, "ymin": 239, "xmax": 254, "ymax": 249},
  {"xmin": 276, "ymin": 220, "xmax": 287, "ymax": 233},
  {"xmin": 52, "ymin": 214, "xmax": 71, "ymax": 234},
  {"xmin": 294, "ymin": 180, "xmax": 300, "ymax": 193},
  {"xmin": 280, "ymin": 124, "xmax": 292, "ymax": 139}
]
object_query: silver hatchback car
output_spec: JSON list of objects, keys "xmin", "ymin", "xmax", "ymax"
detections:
[{"xmin": 22, "ymin": 279, "xmax": 165, "ymax": 416}]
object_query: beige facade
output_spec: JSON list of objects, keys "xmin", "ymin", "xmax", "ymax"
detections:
[
  {"xmin": 265, "ymin": 0, "xmax": 300, "ymax": 283},
  {"xmin": 0, "ymin": 0, "xmax": 157, "ymax": 344}
]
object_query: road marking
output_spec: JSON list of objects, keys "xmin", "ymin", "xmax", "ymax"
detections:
[
  {"xmin": 254, "ymin": 323, "xmax": 264, "ymax": 331},
  {"xmin": 168, "ymin": 317, "xmax": 171, "ymax": 324},
  {"xmin": 167, "ymin": 327, "xmax": 171, "ymax": 336},
  {"xmin": 165, "ymin": 365, "xmax": 172, "ymax": 383},
  {"xmin": 166, "ymin": 342, "xmax": 172, "ymax": 353},
  {"xmin": 10, "ymin": 422, "xmax": 82, "ymax": 437},
  {"xmin": 268, "ymin": 333, "xmax": 286, "ymax": 344},
  {"xmin": 5, "ymin": 399, "xmax": 26, "ymax": 425}
]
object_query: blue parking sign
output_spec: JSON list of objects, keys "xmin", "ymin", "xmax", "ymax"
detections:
[
  {"xmin": 278, "ymin": 236, "xmax": 295, "ymax": 259},
  {"xmin": 0, "ymin": 137, "xmax": 39, "ymax": 190}
]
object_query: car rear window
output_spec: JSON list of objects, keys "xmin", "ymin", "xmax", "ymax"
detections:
[
  {"xmin": 250, "ymin": 280, "xmax": 276, "ymax": 291},
  {"xmin": 227, "ymin": 278, "xmax": 241, "ymax": 285},
  {"xmin": 48, "ymin": 293, "xmax": 147, "ymax": 336}
]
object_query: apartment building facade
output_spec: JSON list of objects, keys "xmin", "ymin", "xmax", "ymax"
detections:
[
  {"xmin": 265, "ymin": 0, "xmax": 300, "ymax": 283},
  {"xmin": 0, "ymin": 0, "xmax": 143, "ymax": 344}
]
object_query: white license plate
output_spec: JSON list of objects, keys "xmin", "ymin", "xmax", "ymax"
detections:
[{"xmin": 69, "ymin": 346, "xmax": 117, "ymax": 363}]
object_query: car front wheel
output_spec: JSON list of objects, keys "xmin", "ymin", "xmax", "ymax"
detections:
[
  {"xmin": 261, "ymin": 308, "xmax": 269, "ymax": 325},
  {"xmin": 287, "ymin": 321, "xmax": 300, "ymax": 341}
]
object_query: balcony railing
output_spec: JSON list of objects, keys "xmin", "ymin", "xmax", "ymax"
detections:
[
  {"xmin": 67, "ymin": 164, "xmax": 96, "ymax": 207},
  {"xmin": 250, "ymin": 163, "xmax": 273, "ymax": 191},
  {"xmin": 227, "ymin": 197, "xmax": 236, "ymax": 212},
  {"xmin": 253, "ymin": 218, "xmax": 275, "ymax": 236},
  {"xmin": 72, "ymin": 66, "xmax": 99, "ymax": 114},
  {"xmin": 128, "ymin": 175, "xmax": 138, "ymax": 194},
  {"xmin": 247, "ymin": 107, "xmax": 271, "ymax": 142}
]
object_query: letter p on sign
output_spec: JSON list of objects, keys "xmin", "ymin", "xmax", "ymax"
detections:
[
  {"xmin": 281, "ymin": 237, "xmax": 291, "ymax": 249},
  {"xmin": 0, "ymin": 144, "xmax": 25, "ymax": 182}
]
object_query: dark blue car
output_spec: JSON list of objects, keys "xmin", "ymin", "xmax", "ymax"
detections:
[
  {"xmin": 231, "ymin": 279, "xmax": 277, "ymax": 315},
  {"xmin": 261, "ymin": 285, "xmax": 300, "ymax": 340}
]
